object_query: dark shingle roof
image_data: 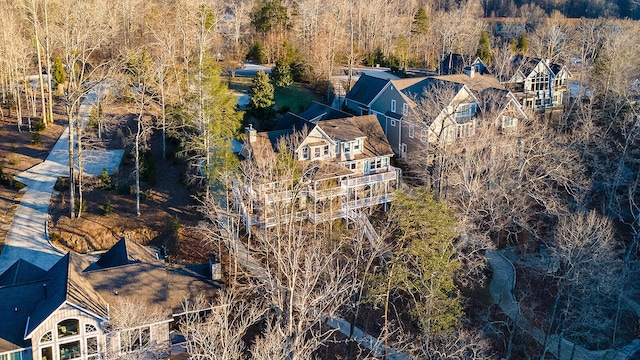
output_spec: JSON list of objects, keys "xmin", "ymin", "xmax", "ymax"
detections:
[
  {"xmin": 0, "ymin": 259, "xmax": 47, "ymax": 287},
  {"xmin": 345, "ymin": 74, "xmax": 390, "ymax": 105},
  {"xmin": 25, "ymin": 253, "xmax": 109, "ymax": 337},
  {"xmin": 297, "ymin": 101, "xmax": 352, "ymax": 121},
  {"xmin": 0, "ymin": 280, "xmax": 47, "ymax": 352},
  {"xmin": 95, "ymin": 237, "xmax": 158, "ymax": 269}
]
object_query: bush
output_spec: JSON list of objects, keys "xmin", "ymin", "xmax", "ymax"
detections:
[
  {"xmin": 171, "ymin": 216, "xmax": 182, "ymax": 236},
  {"xmin": 55, "ymin": 177, "xmax": 69, "ymax": 191},
  {"xmin": 100, "ymin": 168, "xmax": 112, "ymax": 190},
  {"xmin": 11, "ymin": 180, "xmax": 25, "ymax": 190},
  {"xmin": 141, "ymin": 150, "xmax": 157, "ymax": 186},
  {"xmin": 139, "ymin": 188, "xmax": 151, "ymax": 201},
  {"xmin": 117, "ymin": 183, "xmax": 131, "ymax": 195},
  {"xmin": 101, "ymin": 199, "xmax": 112, "ymax": 215},
  {"xmin": 32, "ymin": 121, "xmax": 45, "ymax": 132},
  {"xmin": 74, "ymin": 200, "xmax": 87, "ymax": 214},
  {"xmin": 31, "ymin": 132, "xmax": 41, "ymax": 145},
  {"xmin": 10, "ymin": 157, "xmax": 19, "ymax": 166}
]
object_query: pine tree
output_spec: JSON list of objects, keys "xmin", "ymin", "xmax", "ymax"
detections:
[
  {"xmin": 411, "ymin": 7, "xmax": 429, "ymax": 36},
  {"xmin": 517, "ymin": 33, "xmax": 528, "ymax": 55},
  {"xmin": 271, "ymin": 59, "xmax": 293, "ymax": 88},
  {"xmin": 476, "ymin": 31, "xmax": 492, "ymax": 63},
  {"xmin": 249, "ymin": 70, "xmax": 275, "ymax": 126},
  {"xmin": 366, "ymin": 188, "xmax": 462, "ymax": 340}
]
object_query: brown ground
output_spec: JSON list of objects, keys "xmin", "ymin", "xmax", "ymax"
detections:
[
  {"xmin": 0, "ymin": 106, "xmax": 66, "ymax": 252},
  {"xmin": 0, "ymin": 98, "xmax": 212, "ymax": 264}
]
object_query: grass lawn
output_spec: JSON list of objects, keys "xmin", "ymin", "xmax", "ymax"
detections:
[{"xmin": 227, "ymin": 75, "xmax": 324, "ymax": 115}]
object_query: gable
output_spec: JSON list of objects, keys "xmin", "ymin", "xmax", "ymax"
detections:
[{"xmin": 345, "ymin": 75, "xmax": 390, "ymax": 106}]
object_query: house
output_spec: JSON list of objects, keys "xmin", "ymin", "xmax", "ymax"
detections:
[
  {"xmin": 500, "ymin": 55, "xmax": 571, "ymax": 111},
  {"xmin": 439, "ymin": 54, "xmax": 489, "ymax": 76},
  {"xmin": 344, "ymin": 70, "xmax": 527, "ymax": 159},
  {"xmin": 239, "ymin": 112, "xmax": 401, "ymax": 227},
  {"xmin": 0, "ymin": 237, "xmax": 220, "ymax": 360}
]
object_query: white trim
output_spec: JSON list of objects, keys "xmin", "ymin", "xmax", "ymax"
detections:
[{"xmin": 0, "ymin": 348, "xmax": 31, "ymax": 358}]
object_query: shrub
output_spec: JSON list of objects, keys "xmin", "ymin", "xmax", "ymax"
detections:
[
  {"xmin": 101, "ymin": 199, "xmax": 112, "ymax": 215},
  {"xmin": 31, "ymin": 132, "xmax": 41, "ymax": 145},
  {"xmin": 117, "ymin": 183, "xmax": 131, "ymax": 195},
  {"xmin": 74, "ymin": 200, "xmax": 87, "ymax": 214},
  {"xmin": 171, "ymin": 216, "xmax": 182, "ymax": 236},
  {"xmin": 139, "ymin": 188, "xmax": 152, "ymax": 201},
  {"xmin": 100, "ymin": 168, "xmax": 112, "ymax": 190},
  {"xmin": 12, "ymin": 180, "xmax": 25, "ymax": 190},
  {"xmin": 32, "ymin": 121, "xmax": 45, "ymax": 132},
  {"xmin": 10, "ymin": 157, "xmax": 19, "ymax": 166},
  {"xmin": 55, "ymin": 177, "xmax": 69, "ymax": 191}
]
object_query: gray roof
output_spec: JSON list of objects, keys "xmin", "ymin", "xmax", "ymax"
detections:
[
  {"xmin": 345, "ymin": 74, "xmax": 390, "ymax": 105},
  {"xmin": 297, "ymin": 102, "xmax": 352, "ymax": 121},
  {"xmin": 0, "ymin": 238, "xmax": 219, "ymax": 352}
]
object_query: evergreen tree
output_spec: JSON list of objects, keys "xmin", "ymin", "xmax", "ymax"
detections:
[
  {"xmin": 249, "ymin": 70, "xmax": 275, "ymax": 126},
  {"xmin": 367, "ymin": 188, "xmax": 462, "ymax": 340},
  {"xmin": 246, "ymin": 41, "xmax": 267, "ymax": 64},
  {"xmin": 271, "ymin": 59, "xmax": 293, "ymax": 88},
  {"xmin": 517, "ymin": 33, "xmax": 528, "ymax": 55},
  {"xmin": 476, "ymin": 31, "xmax": 492, "ymax": 63},
  {"xmin": 411, "ymin": 7, "xmax": 429, "ymax": 36},
  {"xmin": 51, "ymin": 57, "xmax": 67, "ymax": 86}
]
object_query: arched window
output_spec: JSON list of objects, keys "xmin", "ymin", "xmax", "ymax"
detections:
[
  {"xmin": 40, "ymin": 331, "xmax": 53, "ymax": 343},
  {"xmin": 85, "ymin": 324, "xmax": 97, "ymax": 334},
  {"xmin": 57, "ymin": 319, "xmax": 79, "ymax": 338}
]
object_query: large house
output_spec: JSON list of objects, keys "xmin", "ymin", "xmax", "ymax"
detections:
[
  {"xmin": 239, "ymin": 110, "xmax": 401, "ymax": 227},
  {"xmin": 344, "ymin": 70, "xmax": 526, "ymax": 158},
  {"xmin": 0, "ymin": 238, "xmax": 219, "ymax": 360},
  {"xmin": 500, "ymin": 55, "xmax": 571, "ymax": 111}
]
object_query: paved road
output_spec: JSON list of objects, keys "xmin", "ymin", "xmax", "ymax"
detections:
[{"xmin": 0, "ymin": 87, "xmax": 124, "ymax": 273}]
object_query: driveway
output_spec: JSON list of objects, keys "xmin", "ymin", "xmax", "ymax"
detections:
[{"xmin": 0, "ymin": 87, "xmax": 124, "ymax": 273}]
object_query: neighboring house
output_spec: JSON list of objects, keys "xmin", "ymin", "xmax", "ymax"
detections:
[
  {"xmin": 344, "ymin": 69, "xmax": 527, "ymax": 159},
  {"xmin": 500, "ymin": 55, "xmax": 571, "ymax": 111},
  {"xmin": 0, "ymin": 238, "xmax": 219, "ymax": 360},
  {"xmin": 439, "ymin": 54, "xmax": 489, "ymax": 76},
  {"xmin": 240, "ymin": 113, "xmax": 401, "ymax": 227}
]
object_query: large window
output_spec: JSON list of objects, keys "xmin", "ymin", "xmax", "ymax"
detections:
[
  {"xmin": 455, "ymin": 103, "xmax": 476, "ymax": 118},
  {"xmin": 59, "ymin": 341, "xmax": 80, "ymax": 360},
  {"xmin": 120, "ymin": 327, "xmax": 151, "ymax": 353},
  {"xmin": 369, "ymin": 158, "xmax": 388, "ymax": 172},
  {"xmin": 58, "ymin": 319, "xmax": 79, "ymax": 338},
  {"xmin": 86, "ymin": 337, "xmax": 99, "ymax": 359}
]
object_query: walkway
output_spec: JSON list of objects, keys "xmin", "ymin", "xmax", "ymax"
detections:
[
  {"xmin": 0, "ymin": 86, "xmax": 124, "ymax": 273},
  {"xmin": 486, "ymin": 250, "xmax": 640, "ymax": 360}
]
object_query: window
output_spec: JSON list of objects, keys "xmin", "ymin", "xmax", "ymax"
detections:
[
  {"xmin": 345, "ymin": 162, "xmax": 357, "ymax": 170},
  {"xmin": 85, "ymin": 324, "xmax": 97, "ymax": 334},
  {"xmin": 40, "ymin": 331, "xmax": 53, "ymax": 343},
  {"xmin": 390, "ymin": 119, "xmax": 396, "ymax": 127},
  {"xmin": 421, "ymin": 129, "xmax": 428, "ymax": 143},
  {"xmin": 41, "ymin": 346, "xmax": 53, "ymax": 360},
  {"xmin": 408, "ymin": 126, "xmax": 415, "ymax": 138},
  {"xmin": 455, "ymin": 103, "xmax": 476, "ymax": 118},
  {"xmin": 369, "ymin": 158, "xmax": 388, "ymax": 171},
  {"xmin": 120, "ymin": 327, "xmax": 150, "ymax": 353},
  {"xmin": 391, "ymin": 100, "xmax": 396, "ymax": 112},
  {"xmin": 301, "ymin": 146, "xmax": 309, "ymax": 160},
  {"xmin": 314, "ymin": 147, "xmax": 321, "ymax": 159},
  {"xmin": 402, "ymin": 103, "xmax": 409, "ymax": 116},
  {"xmin": 502, "ymin": 116, "xmax": 516, "ymax": 128},
  {"xmin": 87, "ymin": 337, "xmax": 99, "ymax": 359},
  {"xmin": 344, "ymin": 142, "xmax": 351, "ymax": 154},
  {"xmin": 353, "ymin": 139, "xmax": 360, "ymax": 151},
  {"xmin": 335, "ymin": 143, "xmax": 340, "ymax": 155},
  {"xmin": 58, "ymin": 319, "xmax": 79, "ymax": 338},
  {"xmin": 323, "ymin": 145, "xmax": 329, "ymax": 156},
  {"xmin": 59, "ymin": 341, "xmax": 80, "ymax": 360},
  {"xmin": 0, "ymin": 353, "xmax": 22, "ymax": 360},
  {"xmin": 401, "ymin": 143, "xmax": 407, "ymax": 158}
]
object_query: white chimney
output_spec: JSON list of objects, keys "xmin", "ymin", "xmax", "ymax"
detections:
[{"xmin": 246, "ymin": 124, "xmax": 257, "ymax": 143}]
